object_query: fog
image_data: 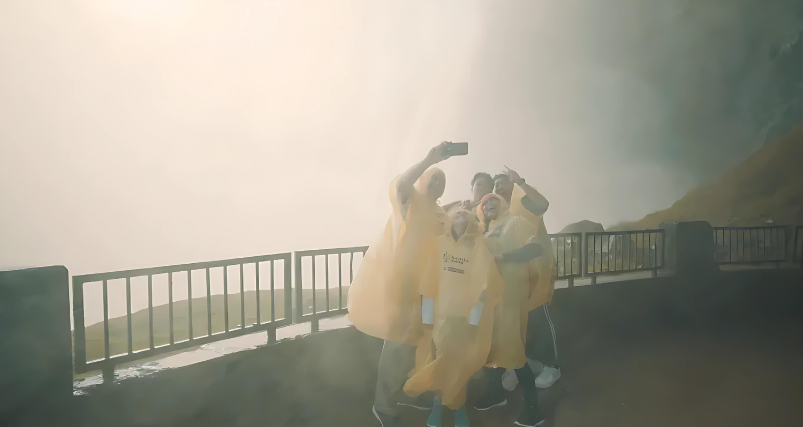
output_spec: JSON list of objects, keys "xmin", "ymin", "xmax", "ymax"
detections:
[{"xmin": 2, "ymin": 0, "xmax": 802, "ymax": 275}]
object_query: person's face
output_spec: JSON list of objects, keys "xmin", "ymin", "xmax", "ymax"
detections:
[
  {"xmin": 472, "ymin": 177, "xmax": 494, "ymax": 200},
  {"xmin": 482, "ymin": 198, "xmax": 500, "ymax": 221},
  {"xmin": 427, "ymin": 171, "xmax": 446, "ymax": 200},
  {"xmin": 452, "ymin": 212, "xmax": 470, "ymax": 239},
  {"xmin": 494, "ymin": 176, "xmax": 514, "ymax": 196}
]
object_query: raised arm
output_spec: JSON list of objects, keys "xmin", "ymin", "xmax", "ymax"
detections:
[
  {"xmin": 508, "ymin": 168, "xmax": 549, "ymax": 216},
  {"xmin": 441, "ymin": 200, "xmax": 463, "ymax": 212},
  {"xmin": 396, "ymin": 142, "xmax": 450, "ymax": 205}
]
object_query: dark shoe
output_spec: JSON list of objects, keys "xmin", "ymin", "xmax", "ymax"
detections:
[
  {"xmin": 514, "ymin": 405, "xmax": 546, "ymax": 427},
  {"xmin": 473, "ymin": 391, "xmax": 507, "ymax": 411},
  {"xmin": 396, "ymin": 393, "xmax": 434, "ymax": 411},
  {"xmin": 373, "ymin": 407, "xmax": 403, "ymax": 427}
]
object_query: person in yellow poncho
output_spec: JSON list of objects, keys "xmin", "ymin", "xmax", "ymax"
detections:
[
  {"xmin": 493, "ymin": 169, "xmax": 561, "ymax": 390},
  {"xmin": 441, "ymin": 172, "xmax": 495, "ymax": 214},
  {"xmin": 348, "ymin": 142, "xmax": 457, "ymax": 427},
  {"xmin": 401, "ymin": 209, "xmax": 503, "ymax": 427},
  {"xmin": 441, "ymin": 168, "xmax": 562, "ymax": 395},
  {"xmin": 474, "ymin": 193, "xmax": 548, "ymax": 427}
]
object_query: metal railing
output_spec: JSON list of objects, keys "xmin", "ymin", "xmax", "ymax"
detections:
[
  {"xmin": 72, "ymin": 253, "xmax": 291, "ymax": 378},
  {"xmin": 549, "ymin": 233, "xmax": 583, "ymax": 286},
  {"xmin": 294, "ymin": 246, "xmax": 368, "ymax": 333},
  {"xmin": 585, "ymin": 230, "xmax": 665, "ymax": 280},
  {"xmin": 713, "ymin": 226, "xmax": 786, "ymax": 264},
  {"xmin": 73, "ymin": 224, "xmax": 801, "ymax": 380},
  {"xmin": 794, "ymin": 226, "xmax": 803, "ymax": 265}
]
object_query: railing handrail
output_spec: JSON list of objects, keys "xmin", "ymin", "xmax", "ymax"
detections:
[
  {"xmin": 295, "ymin": 246, "xmax": 369, "ymax": 257},
  {"xmin": 712, "ymin": 225, "xmax": 786, "ymax": 230},
  {"xmin": 73, "ymin": 253, "xmax": 291, "ymax": 283},
  {"xmin": 585, "ymin": 228, "xmax": 664, "ymax": 236}
]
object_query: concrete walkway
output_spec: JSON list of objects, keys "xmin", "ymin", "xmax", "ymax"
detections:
[
  {"xmin": 19, "ymin": 270, "xmax": 803, "ymax": 427},
  {"xmin": 53, "ymin": 312, "xmax": 803, "ymax": 427}
]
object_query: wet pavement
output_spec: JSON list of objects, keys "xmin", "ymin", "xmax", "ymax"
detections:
[
  {"xmin": 57, "ymin": 311, "xmax": 803, "ymax": 427},
  {"xmin": 40, "ymin": 270, "xmax": 803, "ymax": 427}
]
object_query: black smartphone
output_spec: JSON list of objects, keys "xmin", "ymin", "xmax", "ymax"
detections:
[{"xmin": 445, "ymin": 142, "xmax": 468, "ymax": 157}]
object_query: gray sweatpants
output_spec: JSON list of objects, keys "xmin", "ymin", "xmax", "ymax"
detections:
[
  {"xmin": 525, "ymin": 303, "xmax": 559, "ymax": 368},
  {"xmin": 373, "ymin": 340, "xmax": 418, "ymax": 416}
]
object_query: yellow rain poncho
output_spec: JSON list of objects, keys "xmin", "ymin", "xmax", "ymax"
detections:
[
  {"xmin": 509, "ymin": 185, "xmax": 557, "ymax": 311},
  {"xmin": 477, "ymin": 194, "xmax": 537, "ymax": 370},
  {"xmin": 403, "ymin": 210, "xmax": 503, "ymax": 410},
  {"xmin": 348, "ymin": 168, "xmax": 447, "ymax": 345}
]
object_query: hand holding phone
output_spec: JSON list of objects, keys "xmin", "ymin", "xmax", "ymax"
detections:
[{"xmin": 445, "ymin": 142, "xmax": 468, "ymax": 157}]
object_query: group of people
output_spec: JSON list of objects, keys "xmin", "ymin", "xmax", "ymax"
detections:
[{"xmin": 348, "ymin": 142, "xmax": 561, "ymax": 427}]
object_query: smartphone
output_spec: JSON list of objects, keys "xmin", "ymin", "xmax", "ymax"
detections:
[{"xmin": 445, "ymin": 142, "xmax": 468, "ymax": 157}]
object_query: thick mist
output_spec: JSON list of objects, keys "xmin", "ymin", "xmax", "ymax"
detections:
[{"xmin": 2, "ymin": 0, "xmax": 802, "ymax": 275}]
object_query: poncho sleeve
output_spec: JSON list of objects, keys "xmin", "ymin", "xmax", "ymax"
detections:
[
  {"xmin": 509, "ymin": 185, "xmax": 557, "ymax": 311},
  {"xmin": 347, "ymin": 177, "xmax": 442, "ymax": 345}
]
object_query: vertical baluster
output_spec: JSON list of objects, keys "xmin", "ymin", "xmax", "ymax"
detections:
[
  {"xmin": 224, "ymin": 266, "xmax": 229, "ymax": 333},
  {"xmin": 312, "ymin": 256, "xmax": 317, "ymax": 315},
  {"xmin": 126, "ymin": 277, "xmax": 132, "ymax": 354},
  {"xmin": 168, "ymin": 272, "xmax": 174, "ymax": 345},
  {"xmin": 188, "ymin": 270, "xmax": 193, "ymax": 340},
  {"xmin": 325, "ymin": 255, "xmax": 330, "ymax": 312},
  {"xmin": 240, "ymin": 263, "xmax": 245, "ymax": 329},
  {"xmin": 103, "ymin": 279, "xmax": 110, "ymax": 359},
  {"xmin": 206, "ymin": 268, "xmax": 212, "ymax": 337},
  {"xmin": 256, "ymin": 262, "xmax": 261, "ymax": 326},
  {"xmin": 338, "ymin": 253, "xmax": 343, "ymax": 309},
  {"xmin": 148, "ymin": 275, "xmax": 154, "ymax": 349},
  {"xmin": 270, "ymin": 260, "xmax": 275, "ymax": 322},
  {"xmin": 638, "ymin": 233, "xmax": 643, "ymax": 269}
]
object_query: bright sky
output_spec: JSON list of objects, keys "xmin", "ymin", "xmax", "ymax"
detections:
[{"xmin": 2, "ymin": 0, "xmax": 798, "ymax": 276}]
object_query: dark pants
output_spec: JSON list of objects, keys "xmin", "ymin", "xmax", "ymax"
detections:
[
  {"xmin": 484, "ymin": 365, "xmax": 538, "ymax": 407},
  {"xmin": 525, "ymin": 303, "xmax": 559, "ymax": 368},
  {"xmin": 477, "ymin": 303, "xmax": 558, "ymax": 407}
]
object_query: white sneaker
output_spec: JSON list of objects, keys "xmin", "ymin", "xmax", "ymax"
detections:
[
  {"xmin": 527, "ymin": 358, "xmax": 544, "ymax": 374},
  {"xmin": 534, "ymin": 366, "xmax": 561, "ymax": 388},
  {"xmin": 501, "ymin": 369, "xmax": 519, "ymax": 391}
]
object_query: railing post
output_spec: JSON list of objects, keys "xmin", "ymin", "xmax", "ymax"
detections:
[
  {"xmin": 567, "ymin": 277, "xmax": 574, "ymax": 288},
  {"xmin": 102, "ymin": 365, "xmax": 115, "ymax": 385},
  {"xmin": 267, "ymin": 325, "xmax": 277, "ymax": 344},
  {"xmin": 72, "ymin": 278, "xmax": 87, "ymax": 374},
  {"xmin": 311, "ymin": 315, "xmax": 319, "ymax": 333}
]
